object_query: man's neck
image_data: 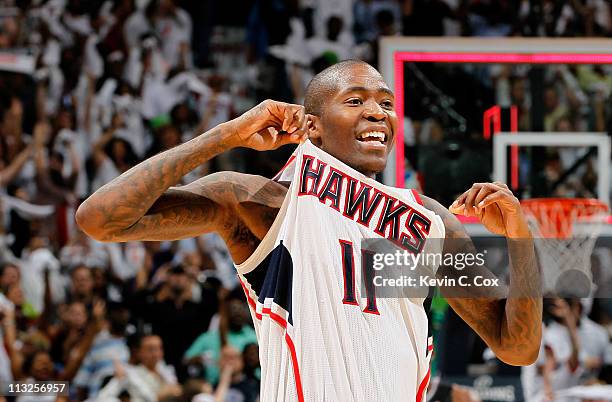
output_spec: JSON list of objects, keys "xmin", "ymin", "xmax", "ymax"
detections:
[{"xmin": 143, "ymin": 363, "xmax": 157, "ymax": 373}]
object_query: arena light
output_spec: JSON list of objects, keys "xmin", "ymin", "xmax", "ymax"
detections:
[{"xmin": 392, "ymin": 50, "xmax": 612, "ymax": 188}]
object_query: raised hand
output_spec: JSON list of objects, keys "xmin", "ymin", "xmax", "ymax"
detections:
[
  {"xmin": 9, "ymin": 98, "xmax": 23, "ymax": 119},
  {"xmin": 92, "ymin": 299, "xmax": 106, "ymax": 324},
  {"xmin": 549, "ymin": 298, "xmax": 577, "ymax": 327},
  {"xmin": 449, "ymin": 182, "xmax": 531, "ymax": 238},
  {"xmin": 113, "ymin": 358, "xmax": 127, "ymax": 379},
  {"xmin": 229, "ymin": 100, "xmax": 307, "ymax": 151},
  {"xmin": 33, "ymin": 121, "xmax": 51, "ymax": 148}
]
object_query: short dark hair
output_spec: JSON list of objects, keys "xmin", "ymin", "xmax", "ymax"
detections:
[
  {"xmin": 0, "ymin": 262, "xmax": 18, "ymax": 276},
  {"xmin": 168, "ymin": 264, "xmax": 186, "ymax": 275},
  {"xmin": 304, "ymin": 60, "xmax": 381, "ymax": 117},
  {"xmin": 70, "ymin": 265, "xmax": 89, "ymax": 277},
  {"xmin": 22, "ymin": 351, "xmax": 51, "ymax": 376},
  {"xmin": 134, "ymin": 333, "xmax": 161, "ymax": 350}
]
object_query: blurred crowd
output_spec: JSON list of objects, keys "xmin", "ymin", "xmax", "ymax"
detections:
[{"xmin": 0, "ymin": 0, "xmax": 611, "ymax": 401}]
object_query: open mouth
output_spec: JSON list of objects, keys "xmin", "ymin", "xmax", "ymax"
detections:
[{"xmin": 356, "ymin": 131, "xmax": 387, "ymax": 146}]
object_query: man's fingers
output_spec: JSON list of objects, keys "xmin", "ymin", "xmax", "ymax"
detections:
[
  {"xmin": 473, "ymin": 186, "xmax": 493, "ymax": 212},
  {"xmin": 276, "ymin": 129, "xmax": 306, "ymax": 147},
  {"xmin": 464, "ymin": 184, "xmax": 486, "ymax": 216},
  {"xmin": 452, "ymin": 183, "xmax": 506, "ymax": 212},
  {"xmin": 478, "ymin": 190, "xmax": 507, "ymax": 208},
  {"xmin": 493, "ymin": 181, "xmax": 509, "ymax": 190},
  {"xmin": 451, "ymin": 189, "xmax": 471, "ymax": 209},
  {"xmin": 449, "ymin": 203, "xmax": 466, "ymax": 215},
  {"xmin": 472, "ymin": 183, "xmax": 507, "ymax": 210},
  {"xmin": 290, "ymin": 107, "xmax": 306, "ymax": 133},
  {"xmin": 282, "ymin": 106, "xmax": 292, "ymax": 132},
  {"xmin": 279, "ymin": 104, "xmax": 306, "ymax": 133}
]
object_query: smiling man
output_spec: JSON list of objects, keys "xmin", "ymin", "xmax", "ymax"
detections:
[{"xmin": 76, "ymin": 60, "xmax": 542, "ymax": 402}]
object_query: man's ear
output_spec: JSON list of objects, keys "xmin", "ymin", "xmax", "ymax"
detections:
[{"xmin": 306, "ymin": 114, "xmax": 322, "ymax": 144}]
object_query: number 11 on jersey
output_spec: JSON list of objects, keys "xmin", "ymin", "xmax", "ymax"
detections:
[{"xmin": 339, "ymin": 240, "xmax": 380, "ymax": 315}]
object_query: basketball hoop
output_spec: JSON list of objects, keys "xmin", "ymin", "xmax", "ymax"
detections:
[
  {"xmin": 521, "ymin": 198, "xmax": 608, "ymax": 239},
  {"xmin": 521, "ymin": 198, "xmax": 609, "ymax": 296}
]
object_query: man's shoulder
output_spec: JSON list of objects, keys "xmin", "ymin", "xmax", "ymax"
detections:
[
  {"xmin": 239, "ymin": 325, "xmax": 257, "ymax": 337},
  {"xmin": 202, "ymin": 172, "xmax": 289, "ymax": 211},
  {"xmin": 195, "ymin": 329, "xmax": 219, "ymax": 343},
  {"xmin": 188, "ymin": 172, "xmax": 285, "ymax": 199},
  {"xmin": 420, "ymin": 194, "xmax": 466, "ymax": 239},
  {"xmin": 165, "ymin": 172, "xmax": 278, "ymax": 217},
  {"xmin": 419, "ymin": 194, "xmax": 447, "ymax": 216}
]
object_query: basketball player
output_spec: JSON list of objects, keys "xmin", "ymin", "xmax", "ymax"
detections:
[{"xmin": 76, "ymin": 61, "xmax": 542, "ymax": 402}]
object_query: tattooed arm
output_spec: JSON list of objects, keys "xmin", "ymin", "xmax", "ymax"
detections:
[
  {"xmin": 422, "ymin": 183, "xmax": 542, "ymax": 366},
  {"xmin": 76, "ymin": 100, "xmax": 307, "ymax": 254}
]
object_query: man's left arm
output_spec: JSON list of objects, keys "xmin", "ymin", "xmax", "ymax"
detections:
[{"xmin": 421, "ymin": 182, "xmax": 542, "ymax": 366}]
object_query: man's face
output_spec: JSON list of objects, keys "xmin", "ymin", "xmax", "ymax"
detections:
[
  {"xmin": 167, "ymin": 272, "xmax": 190, "ymax": 297},
  {"xmin": 65, "ymin": 302, "xmax": 88, "ymax": 329},
  {"xmin": 139, "ymin": 335, "xmax": 164, "ymax": 369},
  {"xmin": 310, "ymin": 64, "xmax": 397, "ymax": 177},
  {"xmin": 544, "ymin": 88, "xmax": 558, "ymax": 111},
  {"xmin": 1, "ymin": 265, "xmax": 19, "ymax": 289},
  {"xmin": 72, "ymin": 267, "xmax": 93, "ymax": 296},
  {"xmin": 31, "ymin": 352, "xmax": 54, "ymax": 380},
  {"xmin": 228, "ymin": 299, "xmax": 249, "ymax": 330}
]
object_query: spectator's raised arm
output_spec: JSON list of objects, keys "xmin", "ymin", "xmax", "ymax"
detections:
[
  {"xmin": 59, "ymin": 299, "xmax": 106, "ymax": 381},
  {"xmin": 0, "ymin": 143, "xmax": 33, "ymax": 187}
]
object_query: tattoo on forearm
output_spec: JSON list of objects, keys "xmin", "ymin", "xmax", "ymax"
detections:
[
  {"xmin": 80, "ymin": 128, "xmax": 233, "ymax": 240},
  {"xmin": 423, "ymin": 195, "xmax": 542, "ymax": 364}
]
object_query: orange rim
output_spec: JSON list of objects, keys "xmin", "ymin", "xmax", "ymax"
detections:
[{"xmin": 521, "ymin": 198, "xmax": 609, "ymax": 238}]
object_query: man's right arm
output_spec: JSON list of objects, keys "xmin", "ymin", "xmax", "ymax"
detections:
[
  {"xmin": 76, "ymin": 124, "xmax": 235, "ymax": 242},
  {"xmin": 76, "ymin": 100, "xmax": 307, "ymax": 243}
]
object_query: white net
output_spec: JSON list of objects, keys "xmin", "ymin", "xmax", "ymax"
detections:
[{"xmin": 522, "ymin": 199, "xmax": 609, "ymax": 297}]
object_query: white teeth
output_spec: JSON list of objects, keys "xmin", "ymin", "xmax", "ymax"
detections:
[{"xmin": 358, "ymin": 131, "xmax": 386, "ymax": 142}]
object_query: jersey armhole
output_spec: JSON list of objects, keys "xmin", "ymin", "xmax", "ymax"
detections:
[
  {"xmin": 272, "ymin": 155, "xmax": 296, "ymax": 182},
  {"xmin": 234, "ymin": 183, "xmax": 292, "ymax": 275}
]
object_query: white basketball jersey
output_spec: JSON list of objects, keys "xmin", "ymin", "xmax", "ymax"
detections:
[{"xmin": 236, "ymin": 140, "xmax": 445, "ymax": 402}]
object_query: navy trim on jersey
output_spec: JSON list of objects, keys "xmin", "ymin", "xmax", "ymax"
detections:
[{"xmin": 243, "ymin": 241, "xmax": 295, "ymax": 325}]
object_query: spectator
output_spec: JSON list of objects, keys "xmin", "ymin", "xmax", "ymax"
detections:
[
  {"xmin": 242, "ymin": 343, "xmax": 260, "ymax": 382},
  {"xmin": 543, "ymin": 84, "xmax": 569, "ymax": 132},
  {"xmin": 58, "ymin": 229, "xmax": 107, "ymax": 271},
  {"xmin": 68, "ymin": 265, "xmax": 95, "ymax": 305},
  {"xmin": 5, "ymin": 283, "xmax": 37, "ymax": 330},
  {"xmin": 73, "ymin": 303, "xmax": 131, "ymax": 400},
  {"xmin": 91, "ymin": 114, "xmax": 138, "ymax": 192},
  {"xmin": 522, "ymin": 298, "xmax": 610, "ymax": 401},
  {"xmin": 184, "ymin": 288, "xmax": 256, "ymax": 385},
  {"xmin": 49, "ymin": 301, "xmax": 89, "ymax": 367},
  {"xmin": 218, "ymin": 345, "xmax": 259, "ymax": 402},
  {"xmin": 16, "ymin": 351, "xmax": 57, "ymax": 402},
  {"xmin": 0, "ymin": 141, "xmax": 34, "ymax": 188},
  {"xmin": 129, "ymin": 265, "xmax": 218, "ymax": 375},
  {"xmin": 0, "ymin": 263, "xmax": 20, "ymax": 293},
  {"xmin": 97, "ymin": 334, "xmax": 181, "ymax": 402}
]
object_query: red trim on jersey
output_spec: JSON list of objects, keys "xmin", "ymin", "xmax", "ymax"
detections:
[
  {"xmin": 240, "ymin": 280, "xmax": 263, "ymax": 319},
  {"xmin": 239, "ymin": 278, "xmax": 305, "ymax": 402},
  {"xmin": 284, "ymin": 332, "xmax": 304, "ymax": 402},
  {"xmin": 416, "ymin": 343, "xmax": 434, "ymax": 402},
  {"xmin": 272, "ymin": 155, "xmax": 296, "ymax": 181},
  {"xmin": 416, "ymin": 367, "xmax": 431, "ymax": 402},
  {"xmin": 411, "ymin": 189, "xmax": 424, "ymax": 206}
]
